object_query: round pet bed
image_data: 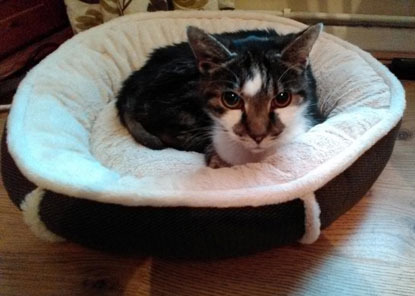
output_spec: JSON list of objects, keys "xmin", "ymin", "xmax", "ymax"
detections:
[{"xmin": 1, "ymin": 11, "xmax": 405, "ymax": 258}]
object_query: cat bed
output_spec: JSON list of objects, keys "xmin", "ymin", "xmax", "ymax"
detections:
[{"xmin": 2, "ymin": 11, "xmax": 405, "ymax": 258}]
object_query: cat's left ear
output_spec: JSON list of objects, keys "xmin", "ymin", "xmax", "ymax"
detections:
[
  {"xmin": 281, "ymin": 23, "xmax": 323, "ymax": 71},
  {"xmin": 187, "ymin": 26, "xmax": 235, "ymax": 74}
]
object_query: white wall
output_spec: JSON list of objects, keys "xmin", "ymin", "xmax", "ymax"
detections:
[
  {"xmin": 236, "ymin": 0, "xmax": 415, "ymax": 16},
  {"xmin": 236, "ymin": 0, "xmax": 415, "ymax": 53}
]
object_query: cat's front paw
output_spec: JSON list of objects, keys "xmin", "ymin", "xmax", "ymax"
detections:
[{"xmin": 207, "ymin": 153, "xmax": 231, "ymax": 169}]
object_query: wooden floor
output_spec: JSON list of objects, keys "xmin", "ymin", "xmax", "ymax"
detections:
[{"xmin": 0, "ymin": 82, "xmax": 414, "ymax": 296}]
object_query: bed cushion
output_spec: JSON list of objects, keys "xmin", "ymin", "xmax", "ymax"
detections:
[{"xmin": 1, "ymin": 11, "xmax": 405, "ymax": 258}]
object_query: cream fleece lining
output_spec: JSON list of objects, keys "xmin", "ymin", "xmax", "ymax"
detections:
[{"xmin": 6, "ymin": 11, "xmax": 405, "ymax": 243}]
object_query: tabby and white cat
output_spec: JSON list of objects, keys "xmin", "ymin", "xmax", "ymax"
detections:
[{"xmin": 116, "ymin": 23, "xmax": 324, "ymax": 168}]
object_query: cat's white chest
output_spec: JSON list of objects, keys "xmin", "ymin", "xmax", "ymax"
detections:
[{"xmin": 213, "ymin": 132, "xmax": 271, "ymax": 165}]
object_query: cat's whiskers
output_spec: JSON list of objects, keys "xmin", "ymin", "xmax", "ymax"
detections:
[
  {"xmin": 181, "ymin": 125, "xmax": 212, "ymax": 133},
  {"xmin": 182, "ymin": 131, "xmax": 212, "ymax": 150},
  {"xmin": 219, "ymin": 129, "xmax": 242, "ymax": 148}
]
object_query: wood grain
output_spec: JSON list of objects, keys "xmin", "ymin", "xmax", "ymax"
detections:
[{"xmin": 0, "ymin": 82, "xmax": 414, "ymax": 296}]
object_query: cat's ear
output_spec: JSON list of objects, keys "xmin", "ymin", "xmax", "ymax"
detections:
[
  {"xmin": 281, "ymin": 23, "xmax": 323, "ymax": 71},
  {"xmin": 187, "ymin": 26, "xmax": 235, "ymax": 74}
]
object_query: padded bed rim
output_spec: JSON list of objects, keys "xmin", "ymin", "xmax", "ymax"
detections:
[
  {"xmin": 1, "ymin": 122, "xmax": 400, "ymax": 256},
  {"xmin": 4, "ymin": 11, "xmax": 405, "ymax": 209}
]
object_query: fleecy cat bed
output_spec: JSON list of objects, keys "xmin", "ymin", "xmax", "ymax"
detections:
[{"xmin": 1, "ymin": 11, "xmax": 405, "ymax": 258}]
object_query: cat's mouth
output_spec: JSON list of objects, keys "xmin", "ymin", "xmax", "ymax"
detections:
[
  {"xmin": 240, "ymin": 138, "xmax": 273, "ymax": 153},
  {"xmin": 251, "ymin": 146, "xmax": 266, "ymax": 153}
]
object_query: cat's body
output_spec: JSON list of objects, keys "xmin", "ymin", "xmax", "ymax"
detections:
[{"xmin": 116, "ymin": 24, "xmax": 324, "ymax": 167}]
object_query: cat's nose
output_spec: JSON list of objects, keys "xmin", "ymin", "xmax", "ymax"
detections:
[{"xmin": 252, "ymin": 135, "xmax": 265, "ymax": 144}]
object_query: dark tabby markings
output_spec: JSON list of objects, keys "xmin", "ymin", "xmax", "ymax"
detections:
[
  {"xmin": 206, "ymin": 98, "xmax": 226, "ymax": 116},
  {"xmin": 116, "ymin": 24, "xmax": 324, "ymax": 167}
]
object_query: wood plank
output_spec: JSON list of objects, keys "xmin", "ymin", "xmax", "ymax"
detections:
[
  {"xmin": 370, "ymin": 51, "xmax": 415, "ymax": 61},
  {"xmin": 0, "ymin": 82, "xmax": 414, "ymax": 295}
]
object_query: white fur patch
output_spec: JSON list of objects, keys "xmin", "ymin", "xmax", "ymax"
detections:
[
  {"xmin": 242, "ymin": 71, "xmax": 262, "ymax": 97},
  {"xmin": 21, "ymin": 188, "xmax": 66, "ymax": 242},
  {"xmin": 221, "ymin": 109, "xmax": 242, "ymax": 131},
  {"xmin": 213, "ymin": 130, "xmax": 269, "ymax": 165},
  {"xmin": 299, "ymin": 192, "xmax": 321, "ymax": 244},
  {"xmin": 214, "ymin": 108, "xmax": 278, "ymax": 165},
  {"xmin": 214, "ymin": 109, "xmax": 259, "ymax": 165},
  {"xmin": 274, "ymin": 102, "xmax": 311, "ymax": 146},
  {"xmin": 214, "ymin": 102, "xmax": 312, "ymax": 165}
]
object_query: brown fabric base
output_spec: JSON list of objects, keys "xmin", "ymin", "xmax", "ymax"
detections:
[
  {"xmin": 0, "ymin": 122, "xmax": 400, "ymax": 258},
  {"xmin": 1, "ymin": 127, "xmax": 305, "ymax": 258},
  {"xmin": 38, "ymin": 191, "xmax": 305, "ymax": 258},
  {"xmin": 1, "ymin": 128, "xmax": 36, "ymax": 208},
  {"xmin": 316, "ymin": 123, "xmax": 400, "ymax": 229}
]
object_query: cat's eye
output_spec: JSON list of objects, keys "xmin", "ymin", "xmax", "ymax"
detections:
[
  {"xmin": 221, "ymin": 91, "xmax": 243, "ymax": 109},
  {"xmin": 272, "ymin": 91, "xmax": 292, "ymax": 109}
]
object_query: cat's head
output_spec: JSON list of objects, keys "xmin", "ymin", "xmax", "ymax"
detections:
[{"xmin": 187, "ymin": 24, "xmax": 322, "ymax": 157}]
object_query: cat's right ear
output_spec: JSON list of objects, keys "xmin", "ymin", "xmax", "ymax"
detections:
[
  {"xmin": 187, "ymin": 26, "xmax": 235, "ymax": 74},
  {"xmin": 280, "ymin": 23, "xmax": 323, "ymax": 71}
]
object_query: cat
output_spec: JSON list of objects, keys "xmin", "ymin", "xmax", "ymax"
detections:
[{"xmin": 116, "ymin": 23, "xmax": 325, "ymax": 168}]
